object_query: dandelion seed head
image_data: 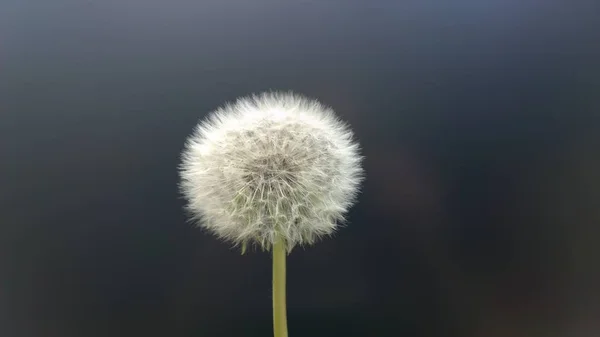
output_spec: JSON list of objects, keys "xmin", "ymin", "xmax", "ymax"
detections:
[{"xmin": 179, "ymin": 91, "xmax": 364, "ymax": 251}]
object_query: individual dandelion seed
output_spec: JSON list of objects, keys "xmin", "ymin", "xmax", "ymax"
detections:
[{"xmin": 178, "ymin": 91, "xmax": 364, "ymax": 337}]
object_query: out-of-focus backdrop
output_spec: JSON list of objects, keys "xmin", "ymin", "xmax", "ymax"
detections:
[{"xmin": 1, "ymin": 1, "xmax": 599, "ymax": 336}]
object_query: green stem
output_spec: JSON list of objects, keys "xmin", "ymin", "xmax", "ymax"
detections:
[{"xmin": 272, "ymin": 239, "xmax": 288, "ymax": 337}]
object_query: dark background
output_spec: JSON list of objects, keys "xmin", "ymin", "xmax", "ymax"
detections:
[{"xmin": 1, "ymin": 1, "xmax": 599, "ymax": 336}]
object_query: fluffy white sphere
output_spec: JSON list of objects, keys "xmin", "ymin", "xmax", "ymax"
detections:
[{"xmin": 179, "ymin": 91, "xmax": 364, "ymax": 251}]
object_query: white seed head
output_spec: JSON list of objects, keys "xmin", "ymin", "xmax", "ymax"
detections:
[{"xmin": 179, "ymin": 91, "xmax": 364, "ymax": 251}]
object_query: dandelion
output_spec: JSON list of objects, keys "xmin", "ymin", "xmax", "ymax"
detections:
[{"xmin": 179, "ymin": 91, "xmax": 364, "ymax": 337}]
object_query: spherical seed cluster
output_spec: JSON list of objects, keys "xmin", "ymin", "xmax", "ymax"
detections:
[{"xmin": 179, "ymin": 91, "xmax": 363, "ymax": 251}]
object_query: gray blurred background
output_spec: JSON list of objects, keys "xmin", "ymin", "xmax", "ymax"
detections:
[{"xmin": 1, "ymin": 1, "xmax": 599, "ymax": 336}]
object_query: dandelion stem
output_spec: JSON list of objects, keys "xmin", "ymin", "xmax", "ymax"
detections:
[{"xmin": 272, "ymin": 239, "xmax": 288, "ymax": 337}]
